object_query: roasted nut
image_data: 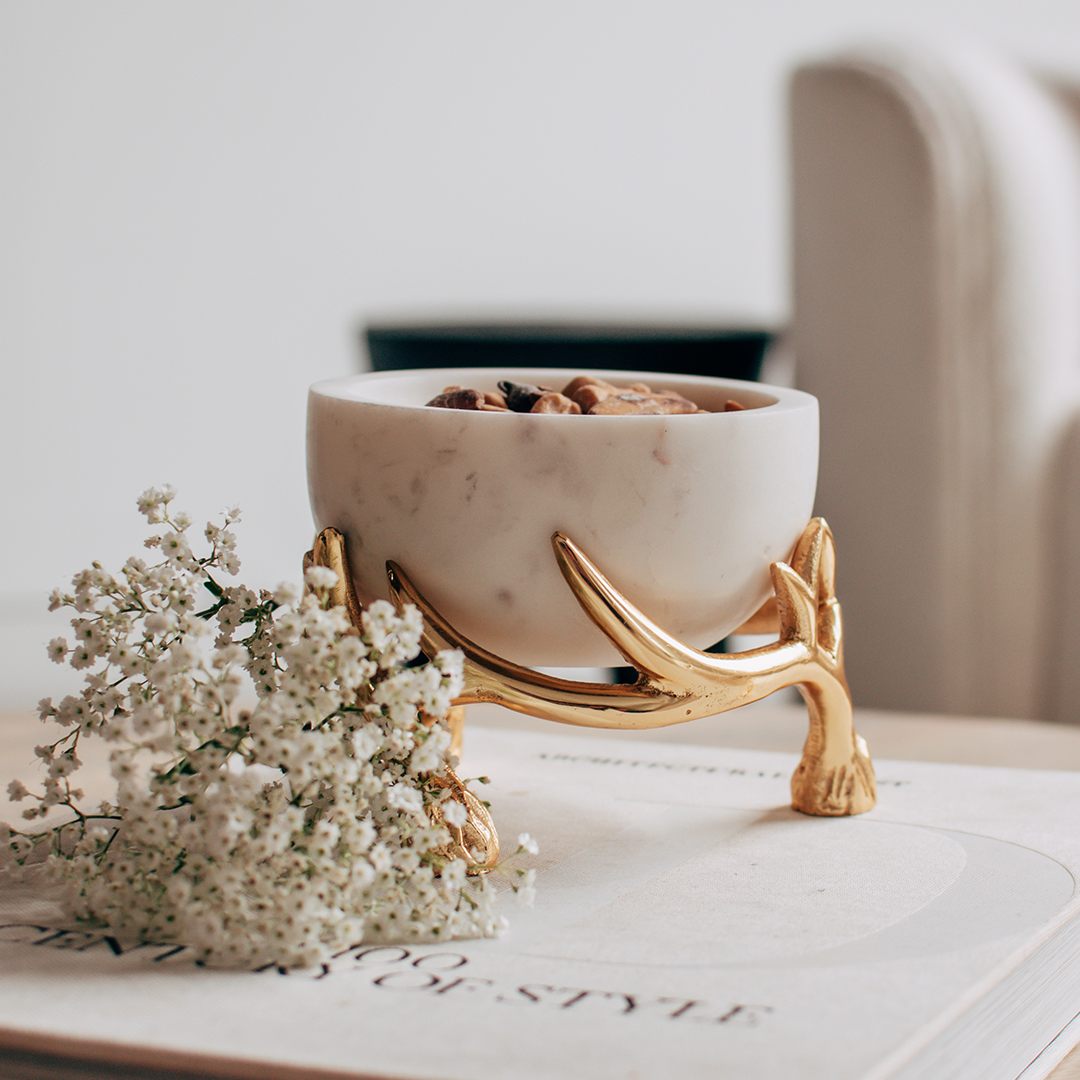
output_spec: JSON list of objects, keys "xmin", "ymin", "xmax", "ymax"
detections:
[
  {"xmin": 724, "ymin": 399, "xmax": 746, "ymax": 412},
  {"xmin": 498, "ymin": 380, "xmax": 553, "ymax": 412},
  {"xmin": 587, "ymin": 389, "xmax": 701, "ymax": 415},
  {"xmin": 567, "ymin": 383, "xmax": 620, "ymax": 411},
  {"xmin": 427, "ymin": 387, "xmax": 486, "ymax": 410},
  {"xmin": 561, "ymin": 374, "xmax": 611, "ymax": 395},
  {"xmin": 561, "ymin": 375, "xmax": 619, "ymax": 410},
  {"xmin": 587, "ymin": 394, "xmax": 651, "ymax": 415},
  {"xmin": 429, "ymin": 375, "xmax": 724, "ymax": 414},
  {"xmin": 530, "ymin": 392, "xmax": 582, "ymax": 414},
  {"xmin": 650, "ymin": 390, "xmax": 701, "ymax": 413}
]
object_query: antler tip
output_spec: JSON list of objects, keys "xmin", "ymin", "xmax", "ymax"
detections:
[{"xmin": 385, "ymin": 560, "xmax": 408, "ymax": 599}]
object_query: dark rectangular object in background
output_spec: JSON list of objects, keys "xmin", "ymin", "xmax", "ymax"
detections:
[{"xmin": 365, "ymin": 322, "xmax": 773, "ymax": 382}]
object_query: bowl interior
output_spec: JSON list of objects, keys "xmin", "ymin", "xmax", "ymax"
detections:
[{"xmin": 318, "ymin": 366, "xmax": 783, "ymax": 412}]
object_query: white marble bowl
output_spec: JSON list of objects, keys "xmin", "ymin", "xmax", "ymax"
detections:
[{"xmin": 307, "ymin": 368, "xmax": 819, "ymax": 668}]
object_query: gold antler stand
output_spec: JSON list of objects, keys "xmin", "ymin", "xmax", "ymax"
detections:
[{"xmin": 309, "ymin": 519, "xmax": 876, "ymax": 863}]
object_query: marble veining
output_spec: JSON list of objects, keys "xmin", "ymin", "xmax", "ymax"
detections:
[{"xmin": 307, "ymin": 368, "xmax": 819, "ymax": 668}]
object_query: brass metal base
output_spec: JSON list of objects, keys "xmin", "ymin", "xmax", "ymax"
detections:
[{"xmin": 307, "ymin": 519, "xmax": 876, "ymax": 866}]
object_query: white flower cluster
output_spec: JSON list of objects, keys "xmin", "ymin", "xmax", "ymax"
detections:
[{"xmin": 1, "ymin": 487, "xmax": 536, "ymax": 968}]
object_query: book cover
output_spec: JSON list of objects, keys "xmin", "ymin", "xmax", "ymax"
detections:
[{"xmin": 2, "ymin": 726, "xmax": 1079, "ymax": 1080}]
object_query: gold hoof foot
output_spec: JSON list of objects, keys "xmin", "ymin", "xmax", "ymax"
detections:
[
  {"xmin": 790, "ymin": 734, "xmax": 877, "ymax": 817},
  {"xmin": 428, "ymin": 766, "xmax": 500, "ymax": 872}
]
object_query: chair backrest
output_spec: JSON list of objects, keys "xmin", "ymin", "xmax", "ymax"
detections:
[{"xmin": 791, "ymin": 43, "xmax": 1080, "ymax": 721}]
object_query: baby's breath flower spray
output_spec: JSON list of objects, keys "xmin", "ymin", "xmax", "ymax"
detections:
[{"xmin": 1, "ymin": 487, "xmax": 536, "ymax": 968}]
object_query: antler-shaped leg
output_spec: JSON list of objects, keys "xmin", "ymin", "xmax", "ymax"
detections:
[
  {"xmin": 305, "ymin": 530, "xmax": 499, "ymax": 870},
  {"xmin": 388, "ymin": 519, "xmax": 875, "ymax": 817}
]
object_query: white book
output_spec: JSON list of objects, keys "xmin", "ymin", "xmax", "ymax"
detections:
[{"xmin": 2, "ymin": 725, "xmax": 1080, "ymax": 1080}]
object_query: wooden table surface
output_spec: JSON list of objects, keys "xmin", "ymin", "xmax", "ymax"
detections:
[{"xmin": 4, "ymin": 700, "xmax": 1080, "ymax": 1080}]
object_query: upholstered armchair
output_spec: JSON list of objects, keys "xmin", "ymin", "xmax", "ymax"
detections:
[{"xmin": 790, "ymin": 43, "xmax": 1080, "ymax": 723}]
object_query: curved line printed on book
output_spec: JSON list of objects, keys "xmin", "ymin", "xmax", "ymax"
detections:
[{"xmin": 518, "ymin": 810, "xmax": 1075, "ymax": 970}]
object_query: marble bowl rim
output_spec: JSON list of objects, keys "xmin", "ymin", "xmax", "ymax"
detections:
[{"xmin": 309, "ymin": 367, "xmax": 816, "ymax": 419}]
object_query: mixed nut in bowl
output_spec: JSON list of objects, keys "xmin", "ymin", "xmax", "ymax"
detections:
[{"xmin": 306, "ymin": 368, "xmax": 819, "ymax": 668}]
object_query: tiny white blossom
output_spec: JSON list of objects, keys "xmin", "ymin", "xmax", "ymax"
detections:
[
  {"xmin": 144, "ymin": 611, "xmax": 176, "ymax": 635},
  {"xmin": 304, "ymin": 565, "xmax": 339, "ymax": 591},
  {"xmin": 442, "ymin": 799, "xmax": 469, "ymax": 828},
  {"xmin": 137, "ymin": 488, "xmax": 167, "ymax": 523},
  {"xmin": 513, "ymin": 883, "xmax": 537, "ymax": 908},
  {"xmin": 272, "ymin": 581, "xmax": 302, "ymax": 606},
  {"xmin": 386, "ymin": 782, "xmax": 424, "ymax": 816}
]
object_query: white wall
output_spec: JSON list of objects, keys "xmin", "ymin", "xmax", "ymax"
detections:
[{"xmin": 3, "ymin": 1, "xmax": 1080, "ymax": 708}]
